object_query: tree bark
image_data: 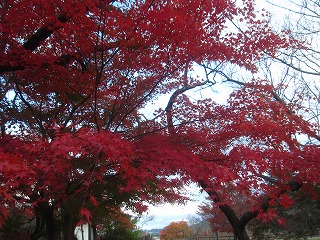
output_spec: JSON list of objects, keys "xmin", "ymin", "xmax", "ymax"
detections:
[
  {"xmin": 30, "ymin": 203, "xmax": 60, "ymax": 240},
  {"xmin": 218, "ymin": 204, "xmax": 250, "ymax": 240},
  {"xmin": 31, "ymin": 214, "xmax": 46, "ymax": 240},
  {"xmin": 199, "ymin": 179, "xmax": 302, "ymax": 240},
  {"xmin": 63, "ymin": 211, "xmax": 78, "ymax": 240},
  {"xmin": 30, "ymin": 204, "xmax": 80, "ymax": 240},
  {"xmin": 43, "ymin": 205, "xmax": 60, "ymax": 240},
  {"xmin": 199, "ymin": 181, "xmax": 251, "ymax": 240},
  {"xmin": 0, "ymin": 14, "xmax": 68, "ymax": 74}
]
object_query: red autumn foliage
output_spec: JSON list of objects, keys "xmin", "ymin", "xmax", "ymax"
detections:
[
  {"xmin": 0, "ymin": 0, "xmax": 316, "ymax": 239},
  {"xmin": 188, "ymin": 82, "xmax": 320, "ymax": 239}
]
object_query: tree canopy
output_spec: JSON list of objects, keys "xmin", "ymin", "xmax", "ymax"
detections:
[
  {"xmin": 0, "ymin": 0, "xmax": 318, "ymax": 239},
  {"xmin": 195, "ymin": 1, "xmax": 320, "ymax": 239}
]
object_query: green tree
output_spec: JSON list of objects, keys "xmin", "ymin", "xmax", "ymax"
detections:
[{"xmin": 99, "ymin": 212, "xmax": 142, "ymax": 240}]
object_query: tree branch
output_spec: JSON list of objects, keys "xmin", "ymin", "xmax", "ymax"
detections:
[
  {"xmin": 0, "ymin": 14, "xmax": 68, "ymax": 74},
  {"xmin": 274, "ymin": 55, "xmax": 320, "ymax": 76},
  {"xmin": 199, "ymin": 176, "xmax": 302, "ymax": 240},
  {"xmin": 239, "ymin": 179, "xmax": 302, "ymax": 228},
  {"xmin": 165, "ymin": 65, "xmax": 213, "ymax": 134},
  {"xmin": 23, "ymin": 14, "xmax": 68, "ymax": 52}
]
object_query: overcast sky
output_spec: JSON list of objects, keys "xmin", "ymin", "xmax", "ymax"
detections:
[{"xmin": 137, "ymin": 184, "xmax": 209, "ymax": 230}]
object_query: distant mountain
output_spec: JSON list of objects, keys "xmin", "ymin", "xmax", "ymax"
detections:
[{"xmin": 146, "ymin": 228, "xmax": 162, "ymax": 235}]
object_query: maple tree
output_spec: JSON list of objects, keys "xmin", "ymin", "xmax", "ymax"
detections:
[
  {"xmin": 197, "ymin": 1, "xmax": 320, "ymax": 238},
  {"xmin": 198, "ymin": 190, "xmax": 248, "ymax": 235},
  {"xmin": 185, "ymin": 3, "xmax": 320, "ymax": 238},
  {"xmin": 0, "ymin": 0, "xmax": 315, "ymax": 239},
  {"xmin": 249, "ymin": 189, "xmax": 320, "ymax": 239},
  {"xmin": 166, "ymin": 82, "xmax": 320, "ymax": 240},
  {"xmin": 198, "ymin": 186, "xmax": 320, "ymax": 239},
  {"xmin": 160, "ymin": 221, "xmax": 192, "ymax": 240}
]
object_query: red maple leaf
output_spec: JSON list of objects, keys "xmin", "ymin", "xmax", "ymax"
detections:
[
  {"xmin": 89, "ymin": 194, "xmax": 99, "ymax": 207},
  {"xmin": 79, "ymin": 208, "xmax": 92, "ymax": 225},
  {"xmin": 278, "ymin": 194, "xmax": 294, "ymax": 209}
]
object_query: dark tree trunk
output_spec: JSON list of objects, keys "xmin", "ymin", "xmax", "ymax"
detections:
[
  {"xmin": 199, "ymin": 181, "xmax": 251, "ymax": 240},
  {"xmin": 218, "ymin": 204, "xmax": 250, "ymax": 240},
  {"xmin": 232, "ymin": 227, "xmax": 250, "ymax": 240},
  {"xmin": 30, "ymin": 203, "xmax": 81, "ymax": 240},
  {"xmin": 30, "ymin": 214, "xmax": 46, "ymax": 240},
  {"xmin": 63, "ymin": 211, "xmax": 78, "ymax": 240},
  {"xmin": 43, "ymin": 205, "xmax": 60, "ymax": 240},
  {"xmin": 30, "ymin": 203, "xmax": 61, "ymax": 240},
  {"xmin": 199, "ymin": 179, "xmax": 303, "ymax": 240}
]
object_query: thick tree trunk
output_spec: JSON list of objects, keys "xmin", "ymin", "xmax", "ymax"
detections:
[
  {"xmin": 43, "ymin": 205, "xmax": 60, "ymax": 240},
  {"xmin": 31, "ymin": 214, "xmax": 46, "ymax": 240},
  {"xmin": 232, "ymin": 226, "xmax": 250, "ymax": 240},
  {"xmin": 30, "ymin": 203, "xmax": 60, "ymax": 240},
  {"xmin": 63, "ymin": 211, "xmax": 78, "ymax": 240},
  {"xmin": 218, "ymin": 205, "xmax": 250, "ymax": 240},
  {"xmin": 199, "ymin": 181, "xmax": 251, "ymax": 240},
  {"xmin": 200, "ymin": 178, "xmax": 303, "ymax": 240},
  {"xmin": 30, "ymin": 203, "xmax": 80, "ymax": 240}
]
